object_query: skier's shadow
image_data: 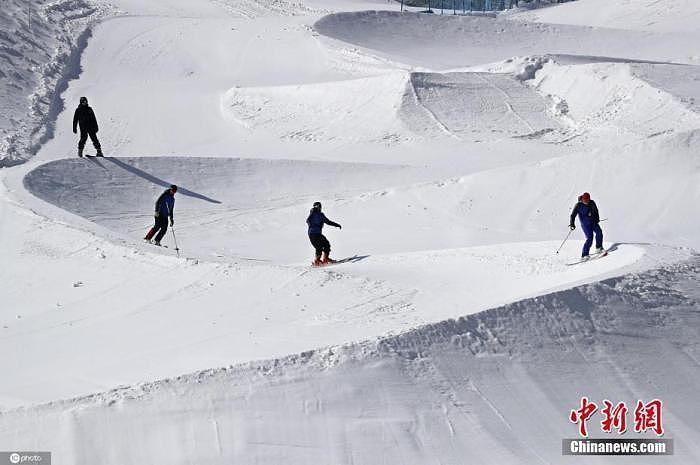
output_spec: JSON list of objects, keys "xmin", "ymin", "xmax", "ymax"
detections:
[
  {"xmin": 338, "ymin": 254, "xmax": 370, "ymax": 264},
  {"xmin": 85, "ymin": 156, "xmax": 107, "ymax": 170},
  {"xmin": 607, "ymin": 242, "xmax": 622, "ymax": 253},
  {"xmin": 104, "ymin": 157, "xmax": 221, "ymax": 204},
  {"xmin": 606, "ymin": 242, "xmax": 656, "ymax": 253}
]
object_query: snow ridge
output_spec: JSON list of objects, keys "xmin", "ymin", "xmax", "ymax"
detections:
[{"xmin": 2, "ymin": 255, "xmax": 699, "ymax": 464}]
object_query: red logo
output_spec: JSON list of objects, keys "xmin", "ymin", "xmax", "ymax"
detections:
[
  {"xmin": 601, "ymin": 400, "xmax": 628, "ymax": 434},
  {"xmin": 570, "ymin": 398, "xmax": 664, "ymax": 437},
  {"xmin": 634, "ymin": 399, "xmax": 664, "ymax": 436},
  {"xmin": 570, "ymin": 397, "xmax": 598, "ymax": 437}
]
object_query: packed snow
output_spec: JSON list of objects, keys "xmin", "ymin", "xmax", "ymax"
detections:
[{"xmin": 1, "ymin": 0, "xmax": 699, "ymax": 463}]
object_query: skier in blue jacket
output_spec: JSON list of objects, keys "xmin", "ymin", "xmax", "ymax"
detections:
[
  {"xmin": 307, "ymin": 201, "xmax": 341, "ymax": 266},
  {"xmin": 569, "ymin": 192, "xmax": 604, "ymax": 260},
  {"xmin": 144, "ymin": 185, "xmax": 177, "ymax": 246}
]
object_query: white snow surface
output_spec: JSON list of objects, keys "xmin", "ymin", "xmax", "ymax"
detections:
[
  {"xmin": 3, "ymin": 259, "xmax": 700, "ymax": 464},
  {"xmin": 1, "ymin": 0, "xmax": 700, "ymax": 463},
  {"xmin": 0, "ymin": 0, "xmax": 114, "ymax": 167},
  {"xmin": 510, "ymin": 0, "xmax": 700, "ymax": 33}
]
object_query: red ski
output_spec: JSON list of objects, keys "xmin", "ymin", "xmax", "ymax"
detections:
[{"xmin": 311, "ymin": 255, "xmax": 363, "ymax": 267}]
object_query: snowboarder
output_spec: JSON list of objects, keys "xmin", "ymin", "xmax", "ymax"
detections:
[
  {"xmin": 144, "ymin": 185, "xmax": 177, "ymax": 246},
  {"xmin": 72, "ymin": 96, "xmax": 102, "ymax": 157},
  {"xmin": 306, "ymin": 201, "xmax": 342, "ymax": 266},
  {"xmin": 569, "ymin": 192, "xmax": 604, "ymax": 260}
]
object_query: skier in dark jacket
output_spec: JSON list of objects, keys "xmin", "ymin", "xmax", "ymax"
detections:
[
  {"xmin": 569, "ymin": 192, "xmax": 604, "ymax": 259},
  {"xmin": 307, "ymin": 201, "xmax": 341, "ymax": 266},
  {"xmin": 144, "ymin": 185, "xmax": 177, "ymax": 246},
  {"xmin": 72, "ymin": 96, "xmax": 102, "ymax": 157}
]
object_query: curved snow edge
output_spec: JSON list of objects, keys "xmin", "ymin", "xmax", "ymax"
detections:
[{"xmin": 7, "ymin": 253, "xmax": 698, "ymax": 413}]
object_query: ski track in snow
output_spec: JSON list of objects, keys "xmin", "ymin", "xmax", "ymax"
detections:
[{"xmin": 2, "ymin": 0, "xmax": 700, "ymax": 463}]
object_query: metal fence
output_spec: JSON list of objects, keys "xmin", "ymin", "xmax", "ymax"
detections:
[{"xmin": 401, "ymin": 0, "xmax": 575, "ymax": 12}]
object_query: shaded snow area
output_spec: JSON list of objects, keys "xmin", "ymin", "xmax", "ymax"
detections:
[
  {"xmin": 0, "ymin": 0, "xmax": 112, "ymax": 167},
  {"xmin": 313, "ymin": 11, "xmax": 700, "ymax": 69},
  {"xmin": 2, "ymin": 258, "xmax": 699, "ymax": 464},
  {"xmin": 2, "ymin": 0, "xmax": 700, "ymax": 463}
]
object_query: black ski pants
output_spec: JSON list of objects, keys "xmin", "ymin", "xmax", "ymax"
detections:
[
  {"xmin": 147, "ymin": 216, "xmax": 169, "ymax": 242},
  {"xmin": 309, "ymin": 233, "xmax": 330, "ymax": 258},
  {"xmin": 78, "ymin": 129, "xmax": 101, "ymax": 150}
]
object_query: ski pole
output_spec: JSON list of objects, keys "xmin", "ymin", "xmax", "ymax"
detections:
[
  {"xmin": 171, "ymin": 228, "xmax": 180, "ymax": 258},
  {"xmin": 556, "ymin": 228, "xmax": 574, "ymax": 254}
]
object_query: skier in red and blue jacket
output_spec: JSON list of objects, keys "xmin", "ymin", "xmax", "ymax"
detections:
[{"xmin": 569, "ymin": 192, "xmax": 604, "ymax": 260}]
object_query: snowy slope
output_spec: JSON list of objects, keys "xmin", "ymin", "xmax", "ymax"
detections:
[
  {"xmin": 510, "ymin": 0, "xmax": 700, "ymax": 33},
  {"xmin": 314, "ymin": 11, "xmax": 700, "ymax": 69},
  {"xmin": 2, "ymin": 257, "xmax": 699, "ymax": 464},
  {"xmin": 5, "ymin": 158, "xmax": 675, "ymax": 405},
  {"xmin": 1, "ymin": 0, "xmax": 699, "ymax": 463}
]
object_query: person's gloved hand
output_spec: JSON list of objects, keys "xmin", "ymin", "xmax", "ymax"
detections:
[
  {"xmin": 170, "ymin": 218, "xmax": 174, "ymax": 227},
  {"xmin": 154, "ymin": 212, "xmax": 160, "ymax": 218},
  {"xmin": 569, "ymin": 224, "xmax": 576, "ymax": 230},
  {"xmin": 338, "ymin": 224, "xmax": 342, "ymax": 229},
  {"xmin": 73, "ymin": 128, "xmax": 77, "ymax": 134}
]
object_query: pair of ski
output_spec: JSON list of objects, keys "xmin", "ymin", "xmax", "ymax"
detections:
[
  {"xmin": 566, "ymin": 249, "xmax": 608, "ymax": 266},
  {"xmin": 311, "ymin": 255, "xmax": 363, "ymax": 268}
]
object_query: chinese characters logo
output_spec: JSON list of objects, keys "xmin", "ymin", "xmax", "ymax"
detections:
[{"xmin": 570, "ymin": 398, "xmax": 664, "ymax": 437}]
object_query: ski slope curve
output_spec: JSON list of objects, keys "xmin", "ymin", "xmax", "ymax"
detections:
[
  {"xmin": 1, "ymin": 255, "xmax": 698, "ymax": 464},
  {"xmin": 9, "ymin": 153, "xmax": 683, "ymax": 406},
  {"xmin": 314, "ymin": 11, "xmax": 700, "ymax": 69}
]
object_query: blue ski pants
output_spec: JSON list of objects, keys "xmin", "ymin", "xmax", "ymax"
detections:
[{"xmin": 581, "ymin": 222, "xmax": 603, "ymax": 257}]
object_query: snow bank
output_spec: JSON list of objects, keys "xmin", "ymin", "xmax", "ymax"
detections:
[
  {"xmin": 314, "ymin": 11, "xmax": 699, "ymax": 69},
  {"xmin": 2, "ymin": 256, "xmax": 698, "ymax": 464},
  {"xmin": 222, "ymin": 73, "xmax": 412, "ymax": 144},
  {"xmin": 510, "ymin": 0, "xmax": 700, "ymax": 34},
  {"xmin": 327, "ymin": 127, "xmax": 700, "ymax": 252},
  {"xmin": 527, "ymin": 59, "xmax": 700, "ymax": 142}
]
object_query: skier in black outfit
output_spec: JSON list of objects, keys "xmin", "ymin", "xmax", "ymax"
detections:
[
  {"xmin": 144, "ymin": 185, "xmax": 177, "ymax": 246},
  {"xmin": 73, "ymin": 96, "xmax": 102, "ymax": 157},
  {"xmin": 306, "ymin": 201, "xmax": 341, "ymax": 266}
]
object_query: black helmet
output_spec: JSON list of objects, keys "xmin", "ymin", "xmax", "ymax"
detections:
[
  {"xmin": 312, "ymin": 201, "xmax": 321, "ymax": 210},
  {"xmin": 79, "ymin": 96, "xmax": 88, "ymax": 105},
  {"xmin": 170, "ymin": 184, "xmax": 178, "ymax": 193}
]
